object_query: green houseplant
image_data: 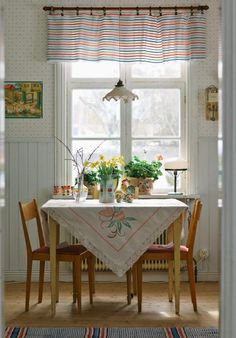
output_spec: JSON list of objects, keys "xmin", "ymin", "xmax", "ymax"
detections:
[
  {"xmin": 84, "ymin": 169, "xmax": 99, "ymax": 197},
  {"xmin": 124, "ymin": 156, "xmax": 163, "ymax": 195}
]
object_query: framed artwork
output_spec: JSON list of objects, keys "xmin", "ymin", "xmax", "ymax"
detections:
[{"xmin": 4, "ymin": 81, "xmax": 43, "ymax": 118}]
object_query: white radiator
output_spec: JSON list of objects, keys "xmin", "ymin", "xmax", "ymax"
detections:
[{"xmin": 71, "ymin": 230, "xmax": 169, "ymax": 272}]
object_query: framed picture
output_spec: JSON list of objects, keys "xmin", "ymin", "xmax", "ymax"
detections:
[{"xmin": 4, "ymin": 81, "xmax": 43, "ymax": 118}]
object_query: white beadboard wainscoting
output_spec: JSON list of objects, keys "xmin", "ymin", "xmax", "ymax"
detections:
[
  {"xmin": 4, "ymin": 137, "xmax": 55, "ymax": 281},
  {"xmin": 4, "ymin": 137, "xmax": 220, "ymax": 282}
]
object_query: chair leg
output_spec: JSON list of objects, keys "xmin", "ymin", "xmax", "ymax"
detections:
[
  {"xmin": 91, "ymin": 255, "xmax": 96, "ymax": 294},
  {"xmin": 168, "ymin": 261, "xmax": 173, "ymax": 302},
  {"xmin": 132, "ymin": 263, "xmax": 137, "ymax": 296},
  {"xmin": 74, "ymin": 260, "xmax": 82, "ymax": 312},
  {"xmin": 38, "ymin": 261, "xmax": 45, "ymax": 303},
  {"xmin": 126, "ymin": 269, "xmax": 132, "ymax": 305},
  {"xmin": 137, "ymin": 258, "xmax": 143, "ymax": 313},
  {"xmin": 88, "ymin": 256, "xmax": 95, "ymax": 304},
  {"xmin": 73, "ymin": 262, "xmax": 76, "ymax": 303},
  {"xmin": 187, "ymin": 257, "xmax": 197, "ymax": 311},
  {"xmin": 25, "ymin": 258, "xmax": 32, "ymax": 311}
]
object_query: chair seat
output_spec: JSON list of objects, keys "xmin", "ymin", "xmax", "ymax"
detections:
[
  {"xmin": 147, "ymin": 244, "xmax": 189, "ymax": 253},
  {"xmin": 33, "ymin": 244, "xmax": 88, "ymax": 255}
]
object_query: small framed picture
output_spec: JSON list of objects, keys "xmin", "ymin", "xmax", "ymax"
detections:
[{"xmin": 4, "ymin": 81, "xmax": 43, "ymax": 118}]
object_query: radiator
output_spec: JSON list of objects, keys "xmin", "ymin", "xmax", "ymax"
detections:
[{"xmin": 71, "ymin": 230, "xmax": 169, "ymax": 272}]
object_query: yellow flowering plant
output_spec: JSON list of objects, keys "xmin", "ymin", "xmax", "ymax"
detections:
[{"xmin": 91, "ymin": 154, "xmax": 125, "ymax": 181}]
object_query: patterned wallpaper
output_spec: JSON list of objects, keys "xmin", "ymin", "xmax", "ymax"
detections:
[{"xmin": 3, "ymin": 0, "xmax": 219, "ymax": 137}]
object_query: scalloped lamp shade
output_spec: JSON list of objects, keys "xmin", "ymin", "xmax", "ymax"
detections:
[{"xmin": 102, "ymin": 79, "xmax": 139, "ymax": 103}]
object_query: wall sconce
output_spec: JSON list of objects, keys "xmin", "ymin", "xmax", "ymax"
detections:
[
  {"xmin": 165, "ymin": 160, "xmax": 188, "ymax": 195},
  {"xmin": 205, "ymin": 85, "xmax": 218, "ymax": 121}
]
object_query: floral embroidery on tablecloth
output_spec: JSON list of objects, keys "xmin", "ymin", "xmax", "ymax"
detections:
[{"xmin": 98, "ymin": 207, "xmax": 136, "ymax": 238}]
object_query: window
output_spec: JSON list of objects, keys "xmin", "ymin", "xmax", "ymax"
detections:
[{"xmin": 56, "ymin": 61, "xmax": 187, "ymax": 193}]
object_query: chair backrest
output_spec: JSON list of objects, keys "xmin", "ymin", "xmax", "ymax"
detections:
[
  {"xmin": 19, "ymin": 199, "xmax": 45, "ymax": 255},
  {"xmin": 185, "ymin": 199, "xmax": 202, "ymax": 252}
]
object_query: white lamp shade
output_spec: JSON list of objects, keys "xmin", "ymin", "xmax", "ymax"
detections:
[
  {"xmin": 102, "ymin": 80, "xmax": 139, "ymax": 103},
  {"xmin": 165, "ymin": 160, "xmax": 188, "ymax": 170}
]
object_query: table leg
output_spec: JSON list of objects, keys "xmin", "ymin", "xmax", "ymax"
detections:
[
  {"xmin": 173, "ymin": 213, "xmax": 182, "ymax": 315},
  {"xmin": 49, "ymin": 216, "xmax": 57, "ymax": 316}
]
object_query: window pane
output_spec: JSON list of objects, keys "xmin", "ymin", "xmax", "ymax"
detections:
[
  {"xmin": 132, "ymin": 140, "xmax": 180, "ymax": 162},
  {"xmin": 72, "ymin": 89, "xmax": 120, "ymax": 137},
  {"xmin": 132, "ymin": 89, "xmax": 180, "ymax": 137},
  {"xmin": 71, "ymin": 61, "xmax": 119, "ymax": 78},
  {"xmin": 131, "ymin": 61, "xmax": 181, "ymax": 78}
]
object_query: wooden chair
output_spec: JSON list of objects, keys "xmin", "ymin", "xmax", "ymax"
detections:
[
  {"xmin": 19, "ymin": 199, "xmax": 95, "ymax": 312},
  {"xmin": 135, "ymin": 199, "xmax": 202, "ymax": 313}
]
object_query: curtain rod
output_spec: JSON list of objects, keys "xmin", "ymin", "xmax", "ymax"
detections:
[{"xmin": 43, "ymin": 5, "xmax": 209, "ymax": 15}]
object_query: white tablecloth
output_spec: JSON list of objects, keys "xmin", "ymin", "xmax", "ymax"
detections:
[{"xmin": 41, "ymin": 199, "xmax": 187, "ymax": 277}]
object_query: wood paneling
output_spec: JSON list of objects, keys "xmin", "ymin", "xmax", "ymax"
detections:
[{"xmin": 4, "ymin": 138, "xmax": 54, "ymax": 278}]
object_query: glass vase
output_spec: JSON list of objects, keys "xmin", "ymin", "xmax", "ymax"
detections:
[
  {"xmin": 99, "ymin": 175, "xmax": 115, "ymax": 203},
  {"xmin": 73, "ymin": 174, "xmax": 88, "ymax": 202}
]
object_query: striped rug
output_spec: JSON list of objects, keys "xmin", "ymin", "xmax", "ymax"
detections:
[{"xmin": 5, "ymin": 327, "xmax": 219, "ymax": 338}]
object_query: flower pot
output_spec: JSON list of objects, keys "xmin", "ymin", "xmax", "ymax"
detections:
[
  {"xmin": 138, "ymin": 178, "xmax": 154, "ymax": 195},
  {"xmin": 84, "ymin": 182, "xmax": 99, "ymax": 199},
  {"xmin": 127, "ymin": 177, "xmax": 154, "ymax": 195},
  {"xmin": 99, "ymin": 175, "xmax": 115, "ymax": 203}
]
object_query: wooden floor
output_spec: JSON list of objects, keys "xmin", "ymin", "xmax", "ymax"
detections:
[{"xmin": 5, "ymin": 281, "xmax": 219, "ymax": 328}]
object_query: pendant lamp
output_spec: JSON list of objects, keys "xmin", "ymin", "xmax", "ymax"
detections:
[
  {"xmin": 102, "ymin": 10, "xmax": 139, "ymax": 103},
  {"xmin": 102, "ymin": 79, "xmax": 139, "ymax": 103}
]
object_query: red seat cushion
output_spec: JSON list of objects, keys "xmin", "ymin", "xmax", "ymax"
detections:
[
  {"xmin": 147, "ymin": 244, "xmax": 189, "ymax": 253},
  {"xmin": 56, "ymin": 244, "xmax": 87, "ymax": 255},
  {"xmin": 33, "ymin": 244, "xmax": 87, "ymax": 255},
  {"xmin": 33, "ymin": 246, "xmax": 50, "ymax": 254}
]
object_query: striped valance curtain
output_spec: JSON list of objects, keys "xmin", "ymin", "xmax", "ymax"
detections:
[{"xmin": 47, "ymin": 13, "xmax": 207, "ymax": 63}]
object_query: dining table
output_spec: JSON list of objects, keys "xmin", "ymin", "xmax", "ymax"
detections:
[{"xmin": 41, "ymin": 198, "xmax": 188, "ymax": 316}]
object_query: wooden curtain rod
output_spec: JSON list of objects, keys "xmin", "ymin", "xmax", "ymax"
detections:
[{"xmin": 43, "ymin": 5, "xmax": 209, "ymax": 14}]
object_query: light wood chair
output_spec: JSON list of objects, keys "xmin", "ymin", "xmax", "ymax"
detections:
[
  {"xmin": 19, "ymin": 198, "xmax": 95, "ymax": 312},
  {"xmin": 135, "ymin": 199, "xmax": 202, "ymax": 313}
]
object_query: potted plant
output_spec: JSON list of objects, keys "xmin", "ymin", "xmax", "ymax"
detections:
[
  {"xmin": 91, "ymin": 155, "xmax": 124, "ymax": 202},
  {"xmin": 124, "ymin": 156, "xmax": 163, "ymax": 195},
  {"xmin": 84, "ymin": 169, "xmax": 99, "ymax": 198}
]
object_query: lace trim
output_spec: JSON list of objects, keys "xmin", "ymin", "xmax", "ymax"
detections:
[{"xmin": 42, "ymin": 208, "xmax": 185, "ymax": 277}]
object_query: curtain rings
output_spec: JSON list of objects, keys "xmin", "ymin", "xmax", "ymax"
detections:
[{"xmin": 61, "ymin": 7, "xmax": 64, "ymax": 16}]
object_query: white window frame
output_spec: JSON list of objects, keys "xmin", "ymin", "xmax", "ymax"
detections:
[{"xmin": 55, "ymin": 62, "xmax": 189, "ymax": 193}]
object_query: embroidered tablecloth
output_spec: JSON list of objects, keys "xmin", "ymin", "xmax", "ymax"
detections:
[{"xmin": 41, "ymin": 199, "xmax": 187, "ymax": 277}]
